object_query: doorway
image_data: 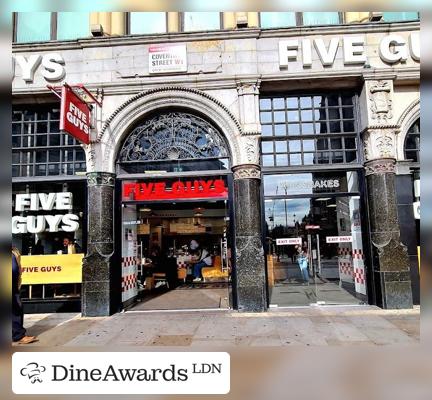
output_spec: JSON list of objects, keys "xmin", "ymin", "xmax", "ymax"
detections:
[
  {"xmin": 265, "ymin": 196, "xmax": 367, "ymax": 307},
  {"xmin": 120, "ymin": 178, "xmax": 233, "ymax": 311}
]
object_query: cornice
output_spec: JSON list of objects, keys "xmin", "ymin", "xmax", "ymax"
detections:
[{"xmin": 12, "ymin": 21, "xmax": 419, "ymax": 53}]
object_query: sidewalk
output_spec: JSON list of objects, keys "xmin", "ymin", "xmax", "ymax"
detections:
[{"xmin": 21, "ymin": 305, "xmax": 420, "ymax": 347}]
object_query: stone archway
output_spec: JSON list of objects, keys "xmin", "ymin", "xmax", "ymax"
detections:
[
  {"xmin": 98, "ymin": 87, "xmax": 243, "ymax": 173},
  {"xmin": 82, "ymin": 87, "xmax": 266, "ymax": 316}
]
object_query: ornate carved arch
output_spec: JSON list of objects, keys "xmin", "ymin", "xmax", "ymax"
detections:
[
  {"xmin": 118, "ymin": 111, "xmax": 229, "ymax": 163},
  {"xmin": 99, "ymin": 87, "xmax": 243, "ymax": 172}
]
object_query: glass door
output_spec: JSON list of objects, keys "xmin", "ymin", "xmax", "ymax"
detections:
[{"xmin": 265, "ymin": 196, "xmax": 367, "ymax": 307}]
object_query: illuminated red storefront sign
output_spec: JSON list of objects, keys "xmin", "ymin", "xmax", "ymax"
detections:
[
  {"xmin": 123, "ymin": 179, "xmax": 228, "ymax": 201},
  {"xmin": 59, "ymin": 84, "xmax": 91, "ymax": 144}
]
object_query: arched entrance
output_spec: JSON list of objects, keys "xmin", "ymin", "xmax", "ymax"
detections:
[
  {"xmin": 82, "ymin": 87, "xmax": 267, "ymax": 317},
  {"xmin": 116, "ymin": 109, "xmax": 234, "ymax": 311}
]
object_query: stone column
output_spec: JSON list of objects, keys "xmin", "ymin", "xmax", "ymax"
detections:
[
  {"xmin": 82, "ymin": 171, "xmax": 116, "ymax": 317},
  {"xmin": 361, "ymin": 78, "xmax": 413, "ymax": 309},
  {"xmin": 232, "ymin": 164, "xmax": 267, "ymax": 312}
]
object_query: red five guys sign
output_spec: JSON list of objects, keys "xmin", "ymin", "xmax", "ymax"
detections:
[
  {"xmin": 123, "ymin": 179, "xmax": 228, "ymax": 201},
  {"xmin": 60, "ymin": 84, "xmax": 91, "ymax": 144}
]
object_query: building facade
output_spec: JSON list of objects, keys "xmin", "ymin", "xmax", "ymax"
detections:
[{"xmin": 12, "ymin": 11, "xmax": 420, "ymax": 315}]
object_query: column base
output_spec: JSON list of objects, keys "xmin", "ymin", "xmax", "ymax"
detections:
[
  {"xmin": 82, "ymin": 253, "xmax": 112, "ymax": 317},
  {"xmin": 235, "ymin": 235, "xmax": 267, "ymax": 312},
  {"xmin": 376, "ymin": 270, "xmax": 413, "ymax": 309}
]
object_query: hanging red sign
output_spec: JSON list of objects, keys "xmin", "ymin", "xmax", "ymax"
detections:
[
  {"xmin": 59, "ymin": 84, "xmax": 91, "ymax": 145},
  {"xmin": 123, "ymin": 179, "xmax": 228, "ymax": 201}
]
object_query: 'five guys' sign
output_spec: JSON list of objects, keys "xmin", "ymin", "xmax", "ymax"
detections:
[{"xmin": 60, "ymin": 84, "xmax": 91, "ymax": 144}]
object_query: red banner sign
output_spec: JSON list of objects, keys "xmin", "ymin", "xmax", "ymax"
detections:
[
  {"xmin": 60, "ymin": 85, "xmax": 91, "ymax": 144},
  {"xmin": 123, "ymin": 179, "xmax": 228, "ymax": 201}
]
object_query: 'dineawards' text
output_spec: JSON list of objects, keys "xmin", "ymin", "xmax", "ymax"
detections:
[{"xmin": 52, "ymin": 364, "xmax": 189, "ymax": 382}]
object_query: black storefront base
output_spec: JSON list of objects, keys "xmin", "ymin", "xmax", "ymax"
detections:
[{"xmin": 23, "ymin": 299, "xmax": 81, "ymax": 314}]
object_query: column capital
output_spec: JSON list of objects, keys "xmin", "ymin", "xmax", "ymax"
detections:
[
  {"xmin": 362, "ymin": 127, "xmax": 399, "ymax": 162},
  {"xmin": 365, "ymin": 158, "xmax": 396, "ymax": 176},
  {"xmin": 87, "ymin": 171, "xmax": 116, "ymax": 187},
  {"xmin": 232, "ymin": 164, "xmax": 261, "ymax": 180}
]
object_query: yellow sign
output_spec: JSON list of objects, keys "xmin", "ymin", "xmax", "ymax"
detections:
[{"xmin": 21, "ymin": 254, "xmax": 84, "ymax": 285}]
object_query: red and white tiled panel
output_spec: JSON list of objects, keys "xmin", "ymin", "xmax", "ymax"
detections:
[
  {"xmin": 121, "ymin": 256, "xmax": 139, "ymax": 302},
  {"xmin": 353, "ymin": 267, "xmax": 365, "ymax": 285},
  {"xmin": 122, "ymin": 256, "xmax": 141, "ymax": 267},
  {"xmin": 122, "ymin": 274, "xmax": 137, "ymax": 292},
  {"xmin": 338, "ymin": 260, "xmax": 354, "ymax": 283},
  {"xmin": 338, "ymin": 247, "xmax": 352, "ymax": 257},
  {"xmin": 352, "ymin": 249, "xmax": 364, "ymax": 259},
  {"xmin": 352, "ymin": 248, "xmax": 367, "ymax": 295}
]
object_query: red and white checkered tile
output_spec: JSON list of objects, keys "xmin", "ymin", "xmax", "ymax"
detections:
[{"xmin": 121, "ymin": 256, "xmax": 139, "ymax": 302}]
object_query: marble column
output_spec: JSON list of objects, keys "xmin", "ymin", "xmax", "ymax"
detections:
[
  {"xmin": 360, "ymin": 77, "xmax": 413, "ymax": 309},
  {"xmin": 365, "ymin": 158, "xmax": 413, "ymax": 309},
  {"xmin": 82, "ymin": 171, "xmax": 116, "ymax": 317},
  {"xmin": 232, "ymin": 164, "xmax": 267, "ymax": 312}
]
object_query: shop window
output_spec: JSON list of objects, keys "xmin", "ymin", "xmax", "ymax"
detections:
[
  {"xmin": 404, "ymin": 119, "xmax": 420, "ymax": 163},
  {"xmin": 260, "ymin": 93, "xmax": 359, "ymax": 168},
  {"xmin": 14, "ymin": 12, "xmax": 90, "ymax": 42},
  {"xmin": 129, "ymin": 12, "xmax": 167, "ymax": 34},
  {"xmin": 183, "ymin": 12, "xmax": 221, "ymax": 32},
  {"xmin": 12, "ymin": 105, "xmax": 86, "ymax": 178},
  {"xmin": 382, "ymin": 12, "xmax": 419, "ymax": 22}
]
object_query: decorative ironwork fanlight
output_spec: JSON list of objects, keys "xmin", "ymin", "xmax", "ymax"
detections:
[{"xmin": 118, "ymin": 111, "xmax": 229, "ymax": 162}]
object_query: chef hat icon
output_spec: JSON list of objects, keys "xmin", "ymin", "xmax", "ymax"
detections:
[{"xmin": 20, "ymin": 362, "xmax": 46, "ymax": 384}]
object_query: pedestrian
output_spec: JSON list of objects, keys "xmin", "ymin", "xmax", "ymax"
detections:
[
  {"xmin": 12, "ymin": 247, "xmax": 37, "ymax": 344},
  {"xmin": 296, "ymin": 244, "xmax": 310, "ymax": 284}
]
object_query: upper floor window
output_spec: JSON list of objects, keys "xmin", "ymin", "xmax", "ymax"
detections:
[
  {"xmin": 260, "ymin": 12, "xmax": 297, "ymax": 28},
  {"xmin": 260, "ymin": 93, "xmax": 359, "ymax": 168},
  {"xmin": 260, "ymin": 12, "xmax": 341, "ymax": 29},
  {"xmin": 14, "ymin": 12, "xmax": 90, "ymax": 43},
  {"xmin": 183, "ymin": 12, "xmax": 221, "ymax": 32},
  {"xmin": 12, "ymin": 106, "xmax": 86, "ymax": 178},
  {"xmin": 129, "ymin": 12, "xmax": 167, "ymax": 35},
  {"xmin": 382, "ymin": 12, "xmax": 419, "ymax": 22},
  {"xmin": 15, "ymin": 12, "xmax": 51, "ymax": 42},
  {"xmin": 302, "ymin": 12, "xmax": 341, "ymax": 26},
  {"xmin": 404, "ymin": 119, "xmax": 420, "ymax": 163}
]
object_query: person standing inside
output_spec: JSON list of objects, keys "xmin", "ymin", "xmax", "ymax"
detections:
[
  {"xmin": 32, "ymin": 239, "xmax": 44, "ymax": 255},
  {"xmin": 190, "ymin": 240, "xmax": 213, "ymax": 282},
  {"xmin": 296, "ymin": 244, "xmax": 310, "ymax": 284},
  {"xmin": 60, "ymin": 237, "xmax": 81, "ymax": 254},
  {"xmin": 12, "ymin": 247, "xmax": 37, "ymax": 344}
]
